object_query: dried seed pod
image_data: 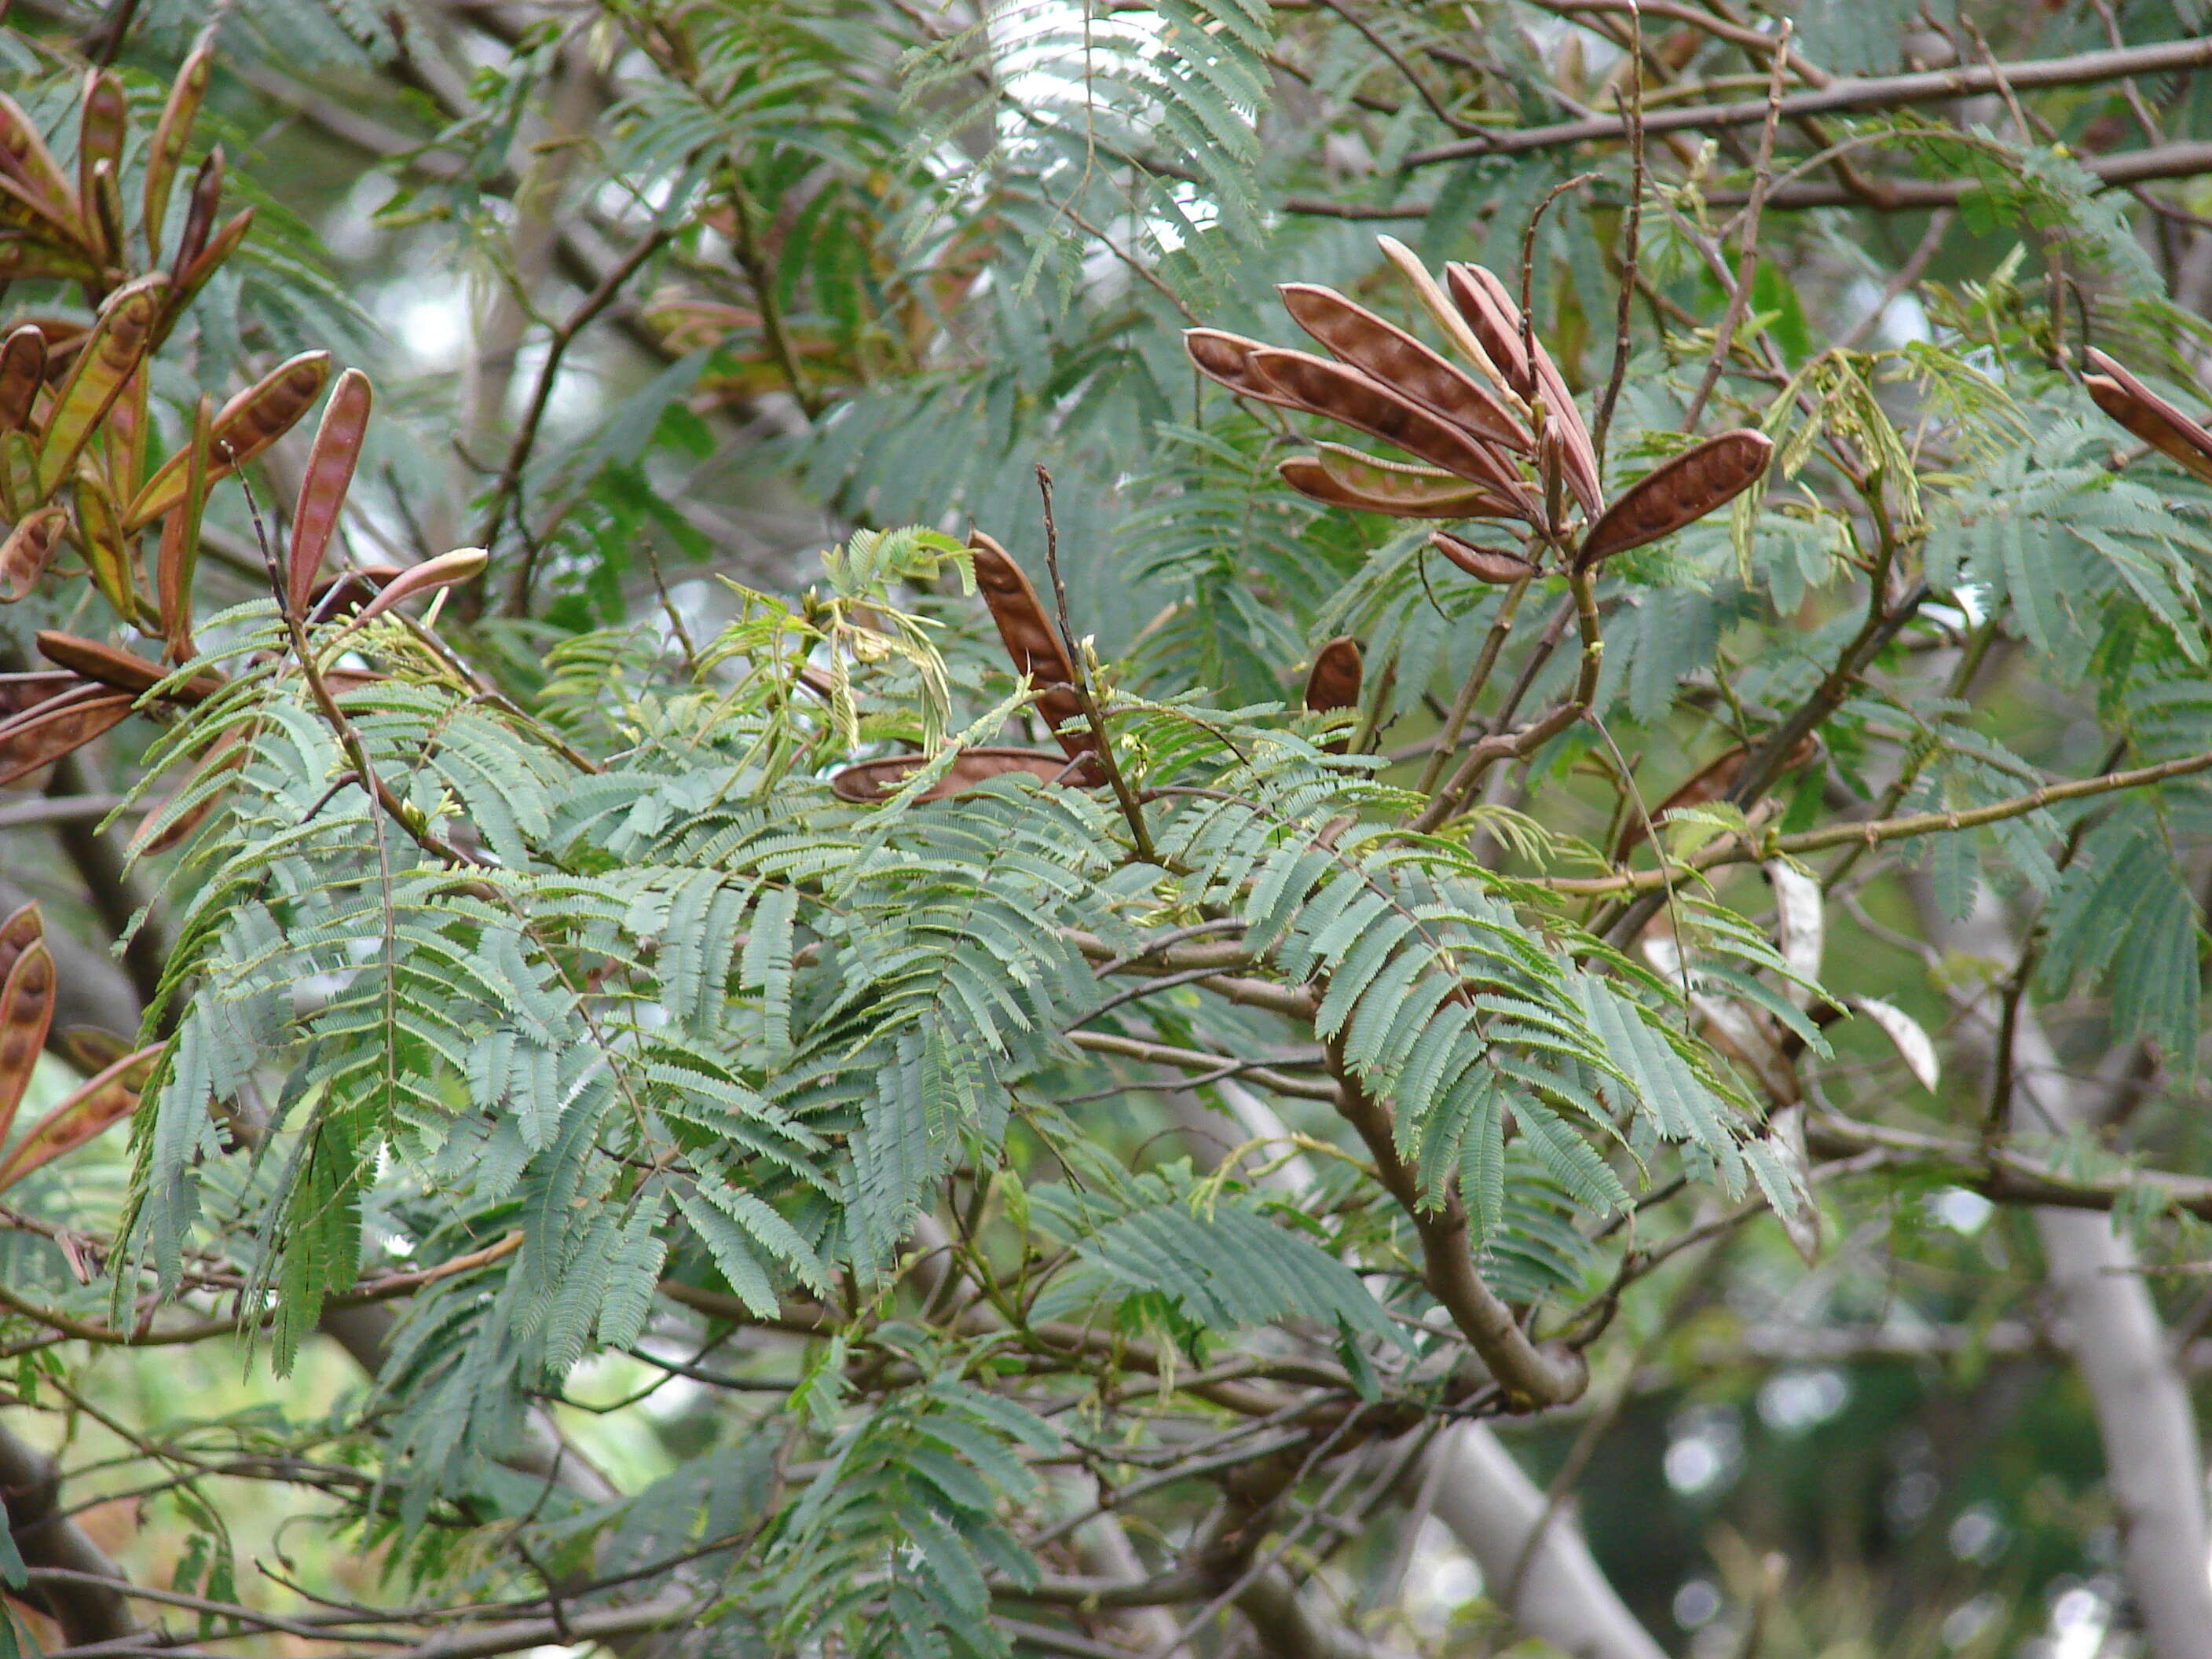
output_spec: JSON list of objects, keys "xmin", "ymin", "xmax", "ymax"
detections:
[
  {"xmin": 0, "ymin": 671, "xmax": 74, "ymax": 716},
  {"xmin": 1577, "ymin": 429, "xmax": 1772, "ymax": 567},
  {"xmin": 308, "ymin": 564, "xmax": 405, "ymax": 618},
  {"xmin": 0, "ymin": 687, "xmax": 134, "ymax": 787},
  {"xmin": 346, "ymin": 546, "xmax": 487, "ymax": 627},
  {"xmin": 2082, "ymin": 350, "xmax": 2212, "ymax": 485},
  {"xmin": 1277, "ymin": 453, "xmax": 1516, "ymax": 519},
  {"xmin": 0, "ymin": 93, "xmax": 75, "ymax": 224},
  {"xmin": 1429, "ymin": 530, "xmax": 1538, "ymax": 584},
  {"xmin": 0, "ymin": 324, "xmax": 45, "ymax": 434},
  {"xmin": 1277, "ymin": 284, "xmax": 1531, "ymax": 452},
  {"xmin": 289, "ymin": 370, "xmax": 372, "ymax": 617},
  {"xmin": 35, "ymin": 631, "xmax": 221, "ymax": 703},
  {"xmin": 57, "ymin": 1027, "xmax": 130, "ymax": 1076},
  {"xmin": 966, "ymin": 529, "xmax": 1093, "ymax": 761},
  {"xmin": 145, "ymin": 31, "xmax": 216, "ymax": 259},
  {"xmin": 0, "ymin": 430, "xmax": 34, "ymax": 521},
  {"xmin": 168, "ymin": 148, "xmax": 223, "ymax": 287},
  {"xmin": 1448, "ymin": 262, "xmax": 1603, "ymax": 513},
  {"xmin": 0, "ymin": 938, "xmax": 55, "ymax": 1140},
  {"xmin": 1247, "ymin": 348, "xmax": 1536, "ymax": 504},
  {"xmin": 0, "ymin": 903, "xmax": 38, "ymax": 983},
  {"xmin": 0, "ymin": 1046, "xmax": 160, "ymax": 1192},
  {"xmin": 1444, "ymin": 263, "xmax": 1534, "ymax": 398},
  {"xmin": 0, "ymin": 506, "xmax": 68, "ymax": 602},
  {"xmin": 170, "ymin": 207, "xmax": 252, "ymax": 321},
  {"xmin": 88, "ymin": 159, "xmax": 126, "ymax": 272},
  {"xmin": 76, "ymin": 71, "xmax": 126, "ymax": 240},
  {"xmin": 831, "ymin": 745, "xmax": 1101, "ymax": 804},
  {"xmin": 156, "ymin": 394, "xmax": 213, "ymax": 657},
  {"xmin": 1616, "ymin": 732, "xmax": 1819, "ymax": 856},
  {"xmin": 1373, "ymin": 236, "xmax": 1523, "ymax": 408},
  {"xmin": 38, "ymin": 274, "xmax": 165, "ymax": 499},
  {"xmin": 0, "ymin": 229, "xmax": 97, "ymax": 285},
  {"xmin": 1303, "ymin": 636, "xmax": 1363, "ymax": 714},
  {"xmin": 1529, "ymin": 367, "xmax": 1602, "ymax": 518},
  {"xmin": 1183, "ymin": 328, "xmax": 1305, "ymax": 408},
  {"xmin": 75, "ymin": 471, "xmax": 136, "ymax": 618},
  {"xmin": 127, "ymin": 350, "xmax": 331, "ymax": 530}
]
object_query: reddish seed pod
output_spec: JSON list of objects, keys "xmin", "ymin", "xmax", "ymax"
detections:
[
  {"xmin": 1443, "ymin": 263, "xmax": 1534, "ymax": 398},
  {"xmin": 0, "ymin": 687, "xmax": 134, "ymax": 788},
  {"xmin": 0, "ymin": 903, "xmax": 38, "ymax": 986},
  {"xmin": 0, "ymin": 1045, "xmax": 161, "ymax": 1192},
  {"xmin": 1430, "ymin": 530, "xmax": 1538, "ymax": 584},
  {"xmin": 0, "ymin": 506, "xmax": 68, "ymax": 602},
  {"xmin": 2082, "ymin": 350, "xmax": 2212, "ymax": 484},
  {"xmin": 966, "ymin": 529, "xmax": 1094, "ymax": 762},
  {"xmin": 289, "ymin": 370, "xmax": 373, "ymax": 617},
  {"xmin": 0, "ymin": 937, "xmax": 55, "ymax": 1140},
  {"xmin": 1577, "ymin": 430, "xmax": 1774, "ymax": 567},
  {"xmin": 0, "ymin": 93, "xmax": 75, "ymax": 225},
  {"xmin": 1277, "ymin": 284, "xmax": 1531, "ymax": 452},
  {"xmin": 1182, "ymin": 328, "xmax": 1306, "ymax": 408},
  {"xmin": 156, "ymin": 394, "xmax": 214, "ymax": 658},
  {"xmin": 1304, "ymin": 636, "xmax": 1363, "ymax": 716},
  {"xmin": 1277, "ymin": 452, "xmax": 1517, "ymax": 519},
  {"xmin": 37, "ymin": 275, "xmax": 165, "ymax": 499},
  {"xmin": 830, "ymin": 745, "xmax": 1102, "ymax": 803},
  {"xmin": 346, "ymin": 547, "xmax": 488, "ymax": 628},
  {"xmin": 0, "ymin": 324, "xmax": 45, "ymax": 434},
  {"xmin": 0, "ymin": 672, "xmax": 74, "ymax": 716},
  {"xmin": 35, "ymin": 631, "xmax": 222, "ymax": 703},
  {"xmin": 128, "ymin": 350, "xmax": 331, "ymax": 530},
  {"xmin": 169, "ymin": 148, "xmax": 224, "ymax": 287},
  {"xmin": 145, "ymin": 31, "xmax": 217, "ymax": 258}
]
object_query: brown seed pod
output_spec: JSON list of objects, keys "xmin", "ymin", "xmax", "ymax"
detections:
[
  {"xmin": 1578, "ymin": 429, "xmax": 1774, "ymax": 568},
  {"xmin": 0, "ymin": 938, "xmax": 55, "ymax": 1139},
  {"xmin": 76, "ymin": 471, "xmax": 136, "ymax": 619},
  {"xmin": 1247, "ymin": 348, "xmax": 1536, "ymax": 504},
  {"xmin": 1616, "ymin": 733, "xmax": 1820, "ymax": 857},
  {"xmin": 0, "ymin": 1045, "xmax": 160, "ymax": 1193},
  {"xmin": 57, "ymin": 1027, "xmax": 130, "ymax": 1076},
  {"xmin": 2082, "ymin": 350, "xmax": 2212, "ymax": 484},
  {"xmin": 0, "ymin": 688, "xmax": 134, "ymax": 787},
  {"xmin": 76, "ymin": 71, "xmax": 126, "ymax": 240},
  {"xmin": 35, "ymin": 631, "xmax": 221, "ymax": 703},
  {"xmin": 966, "ymin": 529, "xmax": 1093, "ymax": 761},
  {"xmin": 0, "ymin": 903, "xmax": 39, "ymax": 983},
  {"xmin": 831, "ymin": 745, "xmax": 1101, "ymax": 804},
  {"xmin": 1303, "ymin": 635, "xmax": 1363, "ymax": 716},
  {"xmin": 0, "ymin": 506, "xmax": 68, "ymax": 602},
  {"xmin": 38, "ymin": 274, "xmax": 165, "ymax": 499},
  {"xmin": 308, "ymin": 564, "xmax": 405, "ymax": 618},
  {"xmin": 1277, "ymin": 284, "xmax": 1531, "ymax": 452},
  {"xmin": 1444, "ymin": 263, "xmax": 1536, "ymax": 399},
  {"xmin": 0, "ymin": 324, "xmax": 46, "ymax": 434},
  {"xmin": 1277, "ymin": 452, "xmax": 1517, "ymax": 519},
  {"xmin": 1182, "ymin": 328, "xmax": 1305, "ymax": 408},
  {"xmin": 289, "ymin": 370, "xmax": 372, "ymax": 617},
  {"xmin": 156, "ymin": 394, "xmax": 213, "ymax": 657},
  {"xmin": 145, "ymin": 31, "xmax": 216, "ymax": 259},
  {"xmin": 170, "ymin": 207, "xmax": 252, "ymax": 320},
  {"xmin": 346, "ymin": 546, "xmax": 487, "ymax": 628},
  {"xmin": 168, "ymin": 148, "xmax": 223, "ymax": 288},
  {"xmin": 0, "ymin": 94, "xmax": 75, "ymax": 225},
  {"xmin": 127, "ymin": 350, "xmax": 331, "ymax": 530},
  {"xmin": 1430, "ymin": 530, "xmax": 1539, "ymax": 585},
  {"xmin": 0, "ymin": 672, "xmax": 73, "ymax": 717}
]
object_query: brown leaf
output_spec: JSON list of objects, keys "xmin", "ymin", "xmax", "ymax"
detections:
[
  {"xmin": 0, "ymin": 1045, "xmax": 160, "ymax": 1193},
  {"xmin": 1578, "ymin": 430, "xmax": 1773, "ymax": 567},
  {"xmin": 0, "ymin": 324, "xmax": 46, "ymax": 434},
  {"xmin": 289, "ymin": 370, "xmax": 372, "ymax": 616},
  {"xmin": 0, "ymin": 938, "xmax": 54, "ymax": 1144},
  {"xmin": 1277, "ymin": 452, "xmax": 1517, "ymax": 519},
  {"xmin": 1247, "ymin": 348, "xmax": 1536, "ymax": 505},
  {"xmin": 1429, "ymin": 530, "xmax": 1538, "ymax": 584},
  {"xmin": 38, "ymin": 274, "xmax": 166, "ymax": 500},
  {"xmin": 1303, "ymin": 636, "xmax": 1363, "ymax": 715},
  {"xmin": 966, "ymin": 529, "xmax": 1093, "ymax": 761},
  {"xmin": 145, "ymin": 31, "xmax": 216, "ymax": 261},
  {"xmin": 1276, "ymin": 284, "xmax": 1530, "ymax": 452},
  {"xmin": 831, "ymin": 745, "xmax": 1101, "ymax": 804},
  {"xmin": 2083, "ymin": 350, "xmax": 2212, "ymax": 484},
  {"xmin": 0, "ymin": 506, "xmax": 68, "ymax": 602},
  {"xmin": 156, "ymin": 394, "xmax": 213, "ymax": 657},
  {"xmin": 1182, "ymin": 328, "xmax": 1305, "ymax": 408},
  {"xmin": 35, "ymin": 632, "xmax": 220, "ymax": 703},
  {"xmin": 126, "ymin": 350, "xmax": 330, "ymax": 530}
]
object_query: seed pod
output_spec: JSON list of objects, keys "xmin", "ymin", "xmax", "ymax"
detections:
[
  {"xmin": 0, "ymin": 903, "xmax": 38, "ymax": 983},
  {"xmin": 1278, "ymin": 452, "xmax": 1517, "ymax": 519},
  {"xmin": 1373, "ymin": 236, "xmax": 1524, "ymax": 408},
  {"xmin": 0, "ymin": 939, "xmax": 55, "ymax": 1141},
  {"xmin": 169, "ymin": 207, "xmax": 252, "ymax": 322},
  {"xmin": 75, "ymin": 471, "xmax": 137, "ymax": 620},
  {"xmin": 0, "ymin": 93, "xmax": 75, "ymax": 225},
  {"xmin": 127, "ymin": 350, "xmax": 331, "ymax": 530},
  {"xmin": 104, "ymin": 362, "xmax": 150, "ymax": 500},
  {"xmin": 0, "ymin": 1045, "xmax": 160, "ymax": 1193},
  {"xmin": 35, "ymin": 631, "xmax": 222, "ymax": 703},
  {"xmin": 966, "ymin": 529, "xmax": 1093, "ymax": 761},
  {"xmin": 1616, "ymin": 732, "xmax": 1819, "ymax": 856},
  {"xmin": 38, "ymin": 274, "xmax": 165, "ymax": 500},
  {"xmin": 167, "ymin": 148, "xmax": 223, "ymax": 287},
  {"xmin": 2082, "ymin": 350, "xmax": 2212, "ymax": 485},
  {"xmin": 1430, "ymin": 530, "xmax": 1539, "ymax": 585},
  {"xmin": 1277, "ymin": 284, "xmax": 1530, "ymax": 452},
  {"xmin": 0, "ymin": 686, "xmax": 134, "ymax": 788},
  {"xmin": 1577, "ymin": 429, "xmax": 1773, "ymax": 567},
  {"xmin": 307, "ymin": 564, "xmax": 405, "ymax": 619},
  {"xmin": 289, "ymin": 370, "xmax": 372, "ymax": 617},
  {"xmin": 1248, "ymin": 348, "xmax": 1536, "ymax": 504},
  {"xmin": 76, "ymin": 71, "xmax": 126, "ymax": 238},
  {"xmin": 0, "ymin": 430, "xmax": 35, "ymax": 521},
  {"xmin": 0, "ymin": 670, "xmax": 74, "ymax": 716},
  {"xmin": 157, "ymin": 394, "xmax": 213, "ymax": 659},
  {"xmin": 0, "ymin": 506, "xmax": 68, "ymax": 602},
  {"xmin": 1183, "ymin": 328, "xmax": 1306, "ymax": 408},
  {"xmin": 1303, "ymin": 636, "xmax": 1362, "ymax": 714},
  {"xmin": 0, "ymin": 229, "xmax": 97, "ymax": 285},
  {"xmin": 57, "ymin": 1027, "xmax": 130, "ymax": 1076},
  {"xmin": 1444, "ymin": 263, "xmax": 1535, "ymax": 398},
  {"xmin": 145, "ymin": 31, "xmax": 217, "ymax": 259},
  {"xmin": 0, "ymin": 324, "xmax": 45, "ymax": 434},
  {"xmin": 346, "ymin": 546, "xmax": 488, "ymax": 628},
  {"xmin": 831, "ymin": 744, "xmax": 1101, "ymax": 804},
  {"xmin": 88, "ymin": 158, "xmax": 126, "ymax": 271}
]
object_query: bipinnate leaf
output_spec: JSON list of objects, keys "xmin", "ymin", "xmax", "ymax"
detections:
[
  {"xmin": 1304, "ymin": 636, "xmax": 1362, "ymax": 715},
  {"xmin": 0, "ymin": 937, "xmax": 54, "ymax": 1144},
  {"xmin": 1276, "ymin": 453, "xmax": 1514, "ymax": 519},
  {"xmin": 288, "ymin": 370, "xmax": 372, "ymax": 617},
  {"xmin": 0, "ymin": 687, "xmax": 134, "ymax": 786},
  {"xmin": 127, "ymin": 350, "xmax": 331, "ymax": 530},
  {"xmin": 2082, "ymin": 350, "xmax": 2212, "ymax": 484},
  {"xmin": 0, "ymin": 507, "xmax": 67, "ymax": 602},
  {"xmin": 157, "ymin": 395, "xmax": 213, "ymax": 657},
  {"xmin": 345, "ymin": 546, "xmax": 489, "ymax": 627},
  {"xmin": 965, "ymin": 529, "xmax": 1093, "ymax": 761},
  {"xmin": 1577, "ymin": 430, "xmax": 1773, "ymax": 567},
  {"xmin": 1247, "ymin": 348, "xmax": 1533, "ymax": 502},
  {"xmin": 145, "ymin": 31, "xmax": 216, "ymax": 258},
  {"xmin": 1429, "ymin": 530, "xmax": 1537, "ymax": 584},
  {"xmin": 38, "ymin": 276, "xmax": 166, "ymax": 499},
  {"xmin": 0, "ymin": 325, "xmax": 46, "ymax": 434},
  {"xmin": 0, "ymin": 1046, "xmax": 160, "ymax": 1192},
  {"xmin": 1276, "ymin": 284, "xmax": 1530, "ymax": 451}
]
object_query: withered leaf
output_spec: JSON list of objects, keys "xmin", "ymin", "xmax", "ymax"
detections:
[
  {"xmin": 1578, "ymin": 430, "xmax": 1773, "ymax": 567},
  {"xmin": 1277, "ymin": 284, "xmax": 1530, "ymax": 452},
  {"xmin": 967, "ymin": 529, "xmax": 1093, "ymax": 761},
  {"xmin": 1430, "ymin": 530, "xmax": 1538, "ymax": 585}
]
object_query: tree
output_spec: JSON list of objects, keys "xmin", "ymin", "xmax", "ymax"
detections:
[{"xmin": 2, "ymin": 3, "xmax": 2212, "ymax": 1657}]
